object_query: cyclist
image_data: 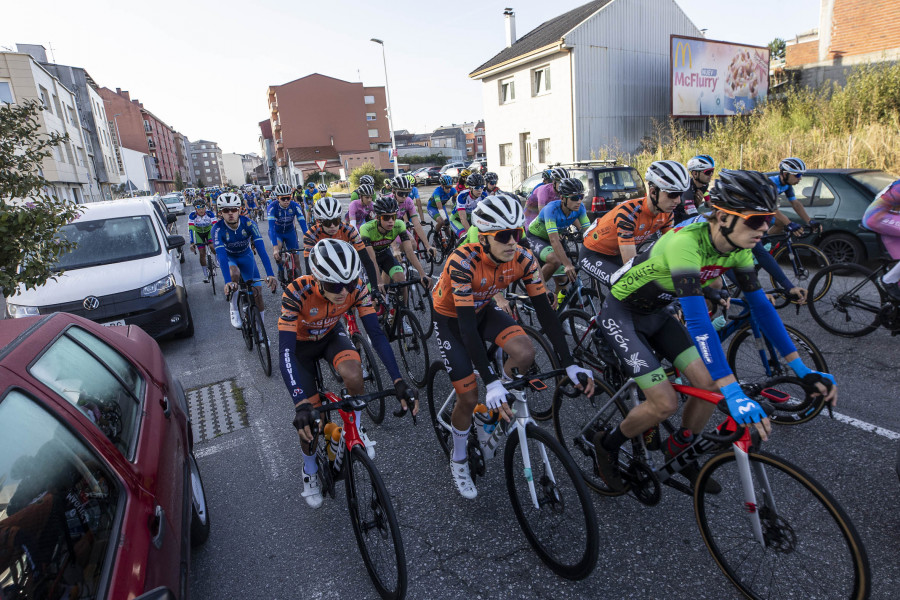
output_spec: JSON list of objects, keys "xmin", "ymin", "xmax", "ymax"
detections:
[
  {"xmin": 405, "ymin": 173, "xmax": 421, "ymax": 216},
  {"xmin": 304, "ymin": 196, "xmax": 379, "ymax": 286},
  {"xmin": 676, "ymin": 154, "xmax": 715, "ymax": 224},
  {"xmin": 188, "ymin": 197, "xmax": 218, "ymax": 282},
  {"xmin": 268, "ymin": 183, "xmax": 307, "ymax": 283},
  {"xmin": 484, "ymin": 171, "xmax": 504, "ymax": 196},
  {"xmin": 591, "ymin": 170, "xmax": 837, "ymax": 492},
  {"xmin": 244, "ymin": 188, "xmax": 260, "ymax": 220},
  {"xmin": 388, "ymin": 175, "xmax": 435, "ymax": 259},
  {"xmin": 211, "ymin": 192, "xmax": 277, "ymax": 328},
  {"xmin": 349, "ymin": 175, "xmax": 376, "ymax": 202},
  {"xmin": 313, "ymin": 183, "xmax": 330, "ymax": 205},
  {"xmin": 525, "ymin": 166, "xmax": 568, "ymax": 227},
  {"xmin": 526, "ymin": 177, "xmax": 591, "ymax": 294},
  {"xmin": 532, "ymin": 169, "xmax": 553, "ymax": 194},
  {"xmin": 303, "ymin": 181, "xmax": 317, "ymax": 205},
  {"xmin": 455, "ymin": 169, "xmax": 471, "ymax": 194},
  {"xmin": 427, "ymin": 174, "xmax": 458, "ymax": 232},
  {"xmin": 862, "ymin": 179, "xmax": 900, "ymax": 300},
  {"xmin": 578, "ymin": 160, "xmax": 686, "ymax": 289},
  {"xmin": 432, "ymin": 193, "xmax": 595, "ymax": 499},
  {"xmin": 279, "ymin": 239, "xmax": 417, "ymax": 507},
  {"xmin": 347, "ymin": 183, "xmax": 376, "ymax": 232},
  {"xmin": 450, "ymin": 172, "xmax": 488, "ymax": 238},
  {"xmin": 770, "ymin": 157, "xmax": 820, "ymax": 235},
  {"xmin": 360, "ymin": 196, "xmax": 432, "ymax": 314},
  {"xmin": 380, "ymin": 177, "xmax": 393, "ymax": 198}
]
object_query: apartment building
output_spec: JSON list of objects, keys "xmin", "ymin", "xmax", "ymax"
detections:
[
  {"xmin": 258, "ymin": 119, "xmax": 276, "ymax": 185},
  {"xmin": 465, "ymin": 120, "xmax": 486, "ymax": 160},
  {"xmin": 174, "ymin": 132, "xmax": 193, "ymax": 187},
  {"xmin": 190, "ymin": 140, "xmax": 225, "ymax": 187}
]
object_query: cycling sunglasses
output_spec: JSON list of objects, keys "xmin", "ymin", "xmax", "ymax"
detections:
[
  {"xmin": 321, "ymin": 281, "xmax": 356, "ymax": 294},
  {"xmin": 380, "ymin": 213, "xmax": 397, "ymax": 221},
  {"xmin": 663, "ymin": 190, "xmax": 683, "ymax": 199},
  {"xmin": 716, "ymin": 206, "xmax": 776, "ymax": 230},
  {"xmin": 562, "ymin": 193, "xmax": 585, "ymax": 202},
  {"xmin": 395, "ymin": 191, "xmax": 409, "ymax": 198},
  {"xmin": 318, "ymin": 218, "xmax": 341, "ymax": 227},
  {"xmin": 221, "ymin": 207, "xmax": 240, "ymax": 214},
  {"xmin": 470, "ymin": 186, "xmax": 484, "ymax": 191},
  {"xmin": 702, "ymin": 168, "xmax": 714, "ymax": 176},
  {"xmin": 483, "ymin": 228, "xmax": 524, "ymax": 244}
]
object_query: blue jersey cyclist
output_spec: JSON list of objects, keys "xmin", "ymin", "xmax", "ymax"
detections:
[
  {"xmin": 427, "ymin": 175, "xmax": 458, "ymax": 231},
  {"xmin": 769, "ymin": 157, "xmax": 819, "ymax": 235},
  {"xmin": 212, "ymin": 192, "xmax": 277, "ymax": 329},
  {"xmin": 450, "ymin": 172, "xmax": 488, "ymax": 237},
  {"xmin": 268, "ymin": 183, "xmax": 307, "ymax": 280},
  {"xmin": 525, "ymin": 177, "xmax": 591, "ymax": 290}
]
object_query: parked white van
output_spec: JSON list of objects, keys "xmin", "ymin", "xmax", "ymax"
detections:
[{"xmin": 6, "ymin": 198, "xmax": 194, "ymax": 339}]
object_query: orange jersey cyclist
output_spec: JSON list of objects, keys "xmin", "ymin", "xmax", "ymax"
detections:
[{"xmin": 302, "ymin": 196, "xmax": 379, "ymax": 287}]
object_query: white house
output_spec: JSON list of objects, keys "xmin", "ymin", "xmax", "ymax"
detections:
[{"xmin": 471, "ymin": 0, "xmax": 702, "ymax": 190}]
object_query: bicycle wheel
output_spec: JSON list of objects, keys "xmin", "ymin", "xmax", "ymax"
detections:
[
  {"xmin": 499, "ymin": 325, "xmax": 559, "ymax": 421},
  {"xmin": 416, "ymin": 235, "xmax": 437, "ymax": 278},
  {"xmin": 727, "ymin": 324, "xmax": 828, "ymax": 425},
  {"xmin": 345, "ymin": 445, "xmax": 407, "ymax": 600},
  {"xmin": 252, "ymin": 305, "xmax": 272, "ymax": 376},
  {"xmin": 551, "ymin": 379, "xmax": 629, "ymax": 495},
  {"xmin": 352, "ymin": 332, "xmax": 385, "ymax": 424},
  {"xmin": 770, "ymin": 242, "xmax": 831, "ymax": 307},
  {"xmin": 504, "ymin": 423, "xmax": 599, "ymax": 581},
  {"xmin": 209, "ymin": 262, "xmax": 217, "ymax": 296},
  {"xmin": 425, "ymin": 360, "xmax": 454, "ymax": 457},
  {"xmin": 808, "ymin": 263, "xmax": 882, "ymax": 337},
  {"xmin": 238, "ymin": 293, "xmax": 253, "ymax": 351},
  {"xmin": 394, "ymin": 309, "xmax": 429, "ymax": 388},
  {"xmin": 695, "ymin": 449, "xmax": 870, "ymax": 600}
]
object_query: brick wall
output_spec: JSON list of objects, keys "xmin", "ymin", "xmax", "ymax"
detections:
[
  {"xmin": 786, "ymin": 40, "xmax": 820, "ymax": 67},
  {"xmin": 830, "ymin": 0, "xmax": 900, "ymax": 58}
]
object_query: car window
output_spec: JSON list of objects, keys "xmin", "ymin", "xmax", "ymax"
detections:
[
  {"xmin": 0, "ymin": 389, "xmax": 120, "ymax": 599},
  {"xmin": 596, "ymin": 168, "xmax": 641, "ymax": 191},
  {"xmin": 848, "ymin": 171, "xmax": 895, "ymax": 196},
  {"xmin": 30, "ymin": 327, "xmax": 143, "ymax": 457},
  {"xmin": 812, "ymin": 179, "xmax": 836, "ymax": 207},
  {"xmin": 54, "ymin": 215, "xmax": 161, "ymax": 270},
  {"xmin": 570, "ymin": 170, "xmax": 591, "ymax": 193}
]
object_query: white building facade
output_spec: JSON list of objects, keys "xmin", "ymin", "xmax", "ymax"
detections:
[
  {"xmin": 221, "ymin": 152, "xmax": 246, "ymax": 186},
  {"xmin": 471, "ymin": 0, "xmax": 702, "ymax": 190}
]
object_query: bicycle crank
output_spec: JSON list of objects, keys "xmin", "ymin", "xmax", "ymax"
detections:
[{"xmin": 623, "ymin": 460, "xmax": 661, "ymax": 506}]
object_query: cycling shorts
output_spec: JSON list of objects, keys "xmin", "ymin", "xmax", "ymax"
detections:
[
  {"xmin": 448, "ymin": 213, "xmax": 467, "ymax": 238},
  {"xmin": 285, "ymin": 324, "xmax": 359, "ymax": 407},
  {"xmin": 374, "ymin": 251, "xmax": 404, "ymax": 278},
  {"xmin": 220, "ymin": 250, "xmax": 263, "ymax": 287},
  {"xmin": 247, "ymin": 200, "xmax": 257, "ymax": 210},
  {"xmin": 595, "ymin": 296, "xmax": 700, "ymax": 390},
  {"xmin": 433, "ymin": 303, "xmax": 526, "ymax": 395},
  {"xmin": 271, "ymin": 229, "xmax": 300, "ymax": 252},
  {"xmin": 526, "ymin": 233, "xmax": 564, "ymax": 277},
  {"xmin": 577, "ymin": 246, "xmax": 623, "ymax": 289},
  {"xmin": 194, "ymin": 229, "xmax": 213, "ymax": 246},
  {"xmin": 427, "ymin": 198, "xmax": 450, "ymax": 220}
]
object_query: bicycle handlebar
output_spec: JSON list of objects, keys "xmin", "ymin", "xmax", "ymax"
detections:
[{"xmin": 311, "ymin": 389, "xmax": 400, "ymax": 420}]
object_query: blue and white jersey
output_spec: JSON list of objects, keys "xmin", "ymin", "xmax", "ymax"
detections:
[
  {"xmin": 769, "ymin": 174, "xmax": 797, "ymax": 202},
  {"xmin": 455, "ymin": 189, "xmax": 488, "ymax": 216},
  {"xmin": 212, "ymin": 216, "xmax": 263, "ymax": 256},
  {"xmin": 267, "ymin": 200, "xmax": 305, "ymax": 235}
]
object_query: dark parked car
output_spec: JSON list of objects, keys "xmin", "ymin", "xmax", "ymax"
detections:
[
  {"xmin": 0, "ymin": 312, "xmax": 209, "ymax": 599},
  {"xmin": 513, "ymin": 161, "xmax": 645, "ymax": 220},
  {"xmin": 770, "ymin": 169, "xmax": 896, "ymax": 264},
  {"xmin": 420, "ymin": 166, "xmax": 442, "ymax": 185}
]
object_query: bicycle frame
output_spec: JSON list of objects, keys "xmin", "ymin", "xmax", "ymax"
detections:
[{"xmin": 320, "ymin": 391, "xmax": 366, "ymax": 473}]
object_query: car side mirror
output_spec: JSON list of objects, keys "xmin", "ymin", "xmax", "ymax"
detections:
[
  {"xmin": 166, "ymin": 213, "xmax": 177, "ymax": 224},
  {"xmin": 166, "ymin": 235, "xmax": 186, "ymax": 250},
  {"xmin": 135, "ymin": 588, "xmax": 175, "ymax": 600}
]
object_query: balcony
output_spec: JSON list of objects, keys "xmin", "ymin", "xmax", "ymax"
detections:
[
  {"xmin": 147, "ymin": 138, "xmax": 156, "ymax": 150},
  {"xmin": 144, "ymin": 122, "xmax": 152, "ymax": 133}
]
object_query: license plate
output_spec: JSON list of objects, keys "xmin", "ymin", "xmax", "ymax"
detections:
[{"xmin": 102, "ymin": 319, "xmax": 126, "ymax": 327}]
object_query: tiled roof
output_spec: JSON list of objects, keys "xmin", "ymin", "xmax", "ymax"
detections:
[
  {"xmin": 432, "ymin": 127, "xmax": 463, "ymax": 138},
  {"xmin": 286, "ymin": 146, "xmax": 339, "ymax": 162},
  {"xmin": 470, "ymin": 0, "xmax": 613, "ymax": 76}
]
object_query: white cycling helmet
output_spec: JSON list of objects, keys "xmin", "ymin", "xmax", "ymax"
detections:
[
  {"xmin": 216, "ymin": 192, "xmax": 242, "ymax": 210},
  {"xmin": 274, "ymin": 183, "xmax": 292, "ymax": 197},
  {"xmin": 686, "ymin": 154, "xmax": 715, "ymax": 172},
  {"xmin": 309, "ymin": 239, "xmax": 360, "ymax": 284},
  {"xmin": 356, "ymin": 183, "xmax": 375, "ymax": 197},
  {"xmin": 549, "ymin": 166, "xmax": 570, "ymax": 181},
  {"xmin": 645, "ymin": 160, "xmax": 691, "ymax": 193},
  {"xmin": 390, "ymin": 175, "xmax": 412, "ymax": 191},
  {"xmin": 779, "ymin": 157, "xmax": 807, "ymax": 175},
  {"xmin": 472, "ymin": 193, "xmax": 525, "ymax": 232},
  {"xmin": 313, "ymin": 196, "xmax": 343, "ymax": 221},
  {"xmin": 359, "ymin": 175, "xmax": 375, "ymax": 186},
  {"xmin": 317, "ymin": 183, "xmax": 328, "ymax": 193}
]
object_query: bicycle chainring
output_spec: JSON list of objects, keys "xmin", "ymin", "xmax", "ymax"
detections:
[
  {"xmin": 624, "ymin": 459, "xmax": 660, "ymax": 506},
  {"xmin": 467, "ymin": 435, "xmax": 486, "ymax": 479},
  {"xmin": 316, "ymin": 449, "xmax": 336, "ymax": 499}
]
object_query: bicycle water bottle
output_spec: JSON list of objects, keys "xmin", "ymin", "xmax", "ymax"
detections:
[
  {"xmin": 329, "ymin": 426, "xmax": 342, "ymax": 464},
  {"xmin": 473, "ymin": 404, "xmax": 495, "ymax": 450},
  {"xmin": 323, "ymin": 423, "xmax": 338, "ymax": 462}
]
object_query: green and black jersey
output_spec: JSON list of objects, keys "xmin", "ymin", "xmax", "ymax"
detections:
[{"xmin": 359, "ymin": 219, "xmax": 410, "ymax": 254}]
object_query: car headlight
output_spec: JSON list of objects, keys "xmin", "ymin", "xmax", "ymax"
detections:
[
  {"xmin": 141, "ymin": 274, "xmax": 176, "ymax": 297},
  {"xmin": 7, "ymin": 303, "xmax": 40, "ymax": 318}
]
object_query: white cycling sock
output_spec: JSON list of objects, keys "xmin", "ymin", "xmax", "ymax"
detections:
[
  {"xmin": 301, "ymin": 449, "xmax": 318, "ymax": 475},
  {"xmin": 451, "ymin": 425, "xmax": 470, "ymax": 462},
  {"xmin": 883, "ymin": 262, "xmax": 900, "ymax": 284}
]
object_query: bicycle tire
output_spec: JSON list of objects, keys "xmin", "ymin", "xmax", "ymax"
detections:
[
  {"xmin": 727, "ymin": 324, "xmax": 828, "ymax": 424},
  {"xmin": 209, "ymin": 262, "xmax": 217, "ymax": 296},
  {"xmin": 425, "ymin": 360, "xmax": 454, "ymax": 457},
  {"xmin": 770, "ymin": 242, "xmax": 831, "ymax": 307},
  {"xmin": 251, "ymin": 305, "xmax": 272, "ymax": 376},
  {"xmin": 563, "ymin": 286, "xmax": 601, "ymax": 315},
  {"xmin": 395, "ymin": 309, "xmax": 429, "ymax": 388},
  {"xmin": 238, "ymin": 293, "xmax": 253, "ymax": 351},
  {"xmin": 504, "ymin": 423, "xmax": 599, "ymax": 581},
  {"xmin": 345, "ymin": 445, "xmax": 407, "ymax": 600},
  {"xmin": 503, "ymin": 325, "xmax": 560, "ymax": 422},
  {"xmin": 808, "ymin": 263, "xmax": 882, "ymax": 337},
  {"xmin": 695, "ymin": 449, "xmax": 870, "ymax": 600},
  {"xmin": 352, "ymin": 332, "xmax": 385, "ymax": 424}
]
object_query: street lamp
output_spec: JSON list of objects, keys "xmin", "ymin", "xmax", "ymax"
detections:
[
  {"xmin": 371, "ymin": 38, "xmax": 399, "ymax": 177},
  {"xmin": 112, "ymin": 114, "xmax": 133, "ymax": 197}
]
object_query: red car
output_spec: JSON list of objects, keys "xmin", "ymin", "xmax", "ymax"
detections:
[{"xmin": 0, "ymin": 312, "xmax": 209, "ymax": 600}]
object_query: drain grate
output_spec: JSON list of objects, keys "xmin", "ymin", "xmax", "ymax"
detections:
[{"xmin": 186, "ymin": 380, "xmax": 248, "ymax": 443}]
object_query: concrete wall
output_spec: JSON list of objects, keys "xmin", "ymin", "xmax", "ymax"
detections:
[{"xmin": 221, "ymin": 153, "xmax": 246, "ymax": 186}]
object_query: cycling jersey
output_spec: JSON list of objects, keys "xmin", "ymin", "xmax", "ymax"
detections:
[
  {"xmin": 675, "ymin": 180, "xmax": 707, "ymax": 224},
  {"xmin": 302, "ymin": 223, "xmax": 365, "ymax": 258},
  {"xmin": 524, "ymin": 183, "xmax": 558, "ymax": 226},
  {"xmin": 267, "ymin": 200, "xmax": 306, "ymax": 243},
  {"xmin": 863, "ymin": 185, "xmax": 900, "ymax": 259},
  {"xmin": 188, "ymin": 210, "xmax": 217, "ymax": 244},
  {"xmin": 583, "ymin": 196, "xmax": 673, "ymax": 256},
  {"xmin": 527, "ymin": 200, "xmax": 589, "ymax": 241},
  {"xmin": 211, "ymin": 216, "xmax": 274, "ymax": 284},
  {"xmin": 359, "ymin": 219, "xmax": 410, "ymax": 254},
  {"xmin": 278, "ymin": 275, "xmax": 376, "ymax": 342},
  {"xmin": 454, "ymin": 189, "xmax": 488, "ymax": 217},
  {"xmin": 346, "ymin": 199, "xmax": 375, "ymax": 229},
  {"xmin": 387, "ymin": 194, "xmax": 417, "ymax": 221},
  {"xmin": 769, "ymin": 174, "xmax": 797, "ymax": 202},
  {"xmin": 427, "ymin": 187, "xmax": 457, "ymax": 218},
  {"xmin": 312, "ymin": 191, "xmax": 331, "ymax": 204},
  {"xmin": 455, "ymin": 183, "xmax": 467, "ymax": 194}
]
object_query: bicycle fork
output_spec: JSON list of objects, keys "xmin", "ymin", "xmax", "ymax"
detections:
[
  {"xmin": 510, "ymin": 392, "xmax": 557, "ymax": 510},
  {"xmin": 734, "ymin": 445, "xmax": 773, "ymax": 547}
]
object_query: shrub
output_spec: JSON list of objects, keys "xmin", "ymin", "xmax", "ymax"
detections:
[{"xmin": 348, "ymin": 163, "xmax": 388, "ymax": 190}]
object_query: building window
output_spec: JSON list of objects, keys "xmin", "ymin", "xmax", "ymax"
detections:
[
  {"xmin": 203, "ymin": 160, "xmax": 209, "ymax": 166},
  {"xmin": 211, "ymin": 160, "xmax": 216, "ymax": 165},
  {"xmin": 499, "ymin": 143, "xmax": 512, "ymax": 167},
  {"xmin": 538, "ymin": 138, "xmax": 550, "ymax": 163},
  {"xmin": 532, "ymin": 65, "xmax": 551, "ymax": 96},
  {"xmin": 477, "ymin": 136, "xmax": 483, "ymax": 143},
  {"xmin": 195, "ymin": 169, "xmax": 200, "ymax": 175},
  {"xmin": 205, "ymin": 168, "xmax": 210, "ymax": 173},
  {"xmin": 52, "ymin": 95, "xmax": 63, "ymax": 119},
  {"xmin": 366, "ymin": 112, "xmax": 377, "ymax": 121},
  {"xmin": 370, "ymin": 143, "xmax": 379, "ymax": 150},
  {"xmin": 466, "ymin": 139, "xmax": 473, "ymax": 145},
  {"xmin": 38, "ymin": 85, "xmax": 50, "ymax": 109},
  {"xmin": 0, "ymin": 81, "xmax": 13, "ymax": 104},
  {"xmin": 368, "ymin": 129, "xmax": 379, "ymax": 138},
  {"xmin": 143, "ymin": 120, "xmax": 151, "ymax": 132},
  {"xmin": 202, "ymin": 152, "xmax": 208, "ymax": 157},
  {"xmin": 364, "ymin": 95, "xmax": 375, "ymax": 104},
  {"xmin": 499, "ymin": 78, "xmax": 515, "ymax": 104}
]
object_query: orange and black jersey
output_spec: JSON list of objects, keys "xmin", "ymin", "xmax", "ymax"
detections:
[
  {"xmin": 278, "ymin": 275, "xmax": 375, "ymax": 342},
  {"xmin": 302, "ymin": 223, "xmax": 365, "ymax": 259},
  {"xmin": 432, "ymin": 242, "xmax": 547, "ymax": 318},
  {"xmin": 583, "ymin": 196, "xmax": 673, "ymax": 256}
]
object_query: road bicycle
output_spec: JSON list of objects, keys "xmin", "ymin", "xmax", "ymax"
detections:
[
  {"xmin": 410, "ymin": 220, "xmax": 441, "ymax": 277},
  {"xmin": 425, "ymin": 363, "xmax": 599, "ymax": 580},
  {"xmin": 373, "ymin": 277, "xmax": 430, "ymax": 388},
  {"xmin": 192, "ymin": 239, "xmax": 217, "ymax": 296},
  {"xmin": 808, "ymin": 256, "xmax": 900, "ymax": 337},
  {"xmin": 339, "ymin": 310, "xmax": 387, "ymax": 424},
  {"xmin": 428, "ymin": 213, "xmax": 456, "ymax": 264},
  {"xmin": 550, "ymin": 371, "xmax": 870, "ymax": 599},
  {"xmin": 277, "ymin": 248, "xmax": 304, "ymax": 288},
  {"xmin": 226, "ymin": 278, "xmax": 273, "ymax": 376},
  {"xmin": 739, "ymin": 229, "xmax": 831, "ymax": 309}
]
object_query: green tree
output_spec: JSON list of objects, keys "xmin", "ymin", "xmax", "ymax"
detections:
[
  {"xmin": 0, "ymin": 99, "xmax": 83, "ymax": 297},
  {"xmin": 348, "ymin": 163, "xmax": 388, "ymax": 190},
  {"xmin": 245, "ymin": 172, "xmax": 252, "ymax": 184},
  {"xmin": 768, "ymin": 38, "xmax": 786, "ymax": 62},
  {"xmin": 174, "ymin": 170, "xmax": 184, "ymax": 191}
]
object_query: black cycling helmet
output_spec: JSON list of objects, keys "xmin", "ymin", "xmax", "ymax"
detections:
[
  {"xmin": 484, "ymin": 171, "xmax": 499, "ymax": 185},
  {"xmin": 466, "ymin": 173, "xmax": 485, "ymax": 188},
  {"xmin": 372, "ymin": 195, "xmax": 399, "ymax": 215},
  {"xmin": 557, "ymin": 177, "xmax": 585, "ymax": 198},
  {"xmin": 709, "ymin": 169, "xmax": 778, "ymax": 213}
]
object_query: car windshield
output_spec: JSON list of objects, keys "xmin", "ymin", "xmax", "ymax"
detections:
[
  {"xmin": 596, "ymin": 168, "xmax": 642, "ymax": 191},
  {"xmin": 163, "ymin": 197, "xmax": 180, "ymax": 204},
  {"xmin": 848, "ymin": 171, "xmax": 896, "ymax": 196},
  {"xmin": 55, "ymin": 215, "xmax": 160, "ymax": 270}
]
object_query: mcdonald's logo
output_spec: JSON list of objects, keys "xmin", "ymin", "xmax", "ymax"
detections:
[{"xmin": 675, "ymin": 41, "xmax": 692, "ymax": 68}]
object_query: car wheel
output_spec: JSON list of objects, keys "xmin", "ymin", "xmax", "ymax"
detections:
[
  {"xmin": 180, "ymin": 299, "xmax": 195, "ymax": 338},
  {"xmin": 819, "ymin": 232, "xmax": 865, "ymax": 264},
  {"xmin": 189, "ymin": 452, "xmax": 211, "ymax": 547}
]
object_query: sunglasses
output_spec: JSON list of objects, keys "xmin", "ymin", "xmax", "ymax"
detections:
[
  {"xmin": 470, "ymin": 186, "xmax": 484, "ymax": 191},
  {"xmin": 321, "ymin": 281, "xmax": 356, "ymax": 294},
  {"xmin": 716, "ymin": 206, "xmax": 776, "ymax": 230},
  {"xmin": 664, "ymin": 191, "xmax": 683, "ymax": 199},
  {"xmin": 395, "ymin": 191, "xmax": 409, "ymax": 198},
  {"xmin": 221, "ymin": 207, "xmax": 239, "ymax": 214},
  {"xmin": 277, "ymin": 195, "xmax": 292, "ymax": 200},
  {"xmin": 319, "ymin": 218, "xmax": 341, "ymax": 227},
  {"xmin": 702, "ymin": 168, "xmax": 714, "ymax": 175},
  {"xmin": 484, "ymin": 228, "xmax": 524, "ymax": 244},
  {"xmin": 563, "ymin": 193, "xmax": 584, "ymax": 202},
  {"xmin": 380, "ymin": 214, "xmax": 397, "ymax": 221},
  {"xmin": 441, "ymin": 184, "xmax": 452, "ymax": 189}
]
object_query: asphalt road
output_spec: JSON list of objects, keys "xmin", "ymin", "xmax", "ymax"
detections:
[{"xmin": 158, "ymin": 204, "xmax": 900, "ymax": 599}]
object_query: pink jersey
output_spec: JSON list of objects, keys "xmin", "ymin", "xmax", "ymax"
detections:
[
  {"xmin": 524, "ymin": 183, "xmax": 559, "ymax": 227},
  {"xmin": 345, "ymin": 199, "xmax": 374, "ymax": 230}
]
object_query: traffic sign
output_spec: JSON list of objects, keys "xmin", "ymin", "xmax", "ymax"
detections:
[{"xmin": 315, "ymin": 160, "xmax": 327, "ymax": 171}]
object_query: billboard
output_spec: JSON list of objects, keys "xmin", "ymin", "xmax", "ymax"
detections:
[{"xmin": 671, "ymin": 35, "xmax": 770, "ymax": 117}]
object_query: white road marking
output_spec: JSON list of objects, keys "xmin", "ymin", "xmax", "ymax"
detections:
[
  {"xmin": 831, "ymin": 411, "xmax": 900, "ymax": 440},
  {"xmin": 194, "ymin": 435, "xmax": 246, "ymax": 458}
]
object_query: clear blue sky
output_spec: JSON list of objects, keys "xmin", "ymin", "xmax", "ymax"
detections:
[{"xmin": 2, "ymin": 0, "xmax": 820, "ymax": 154}]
